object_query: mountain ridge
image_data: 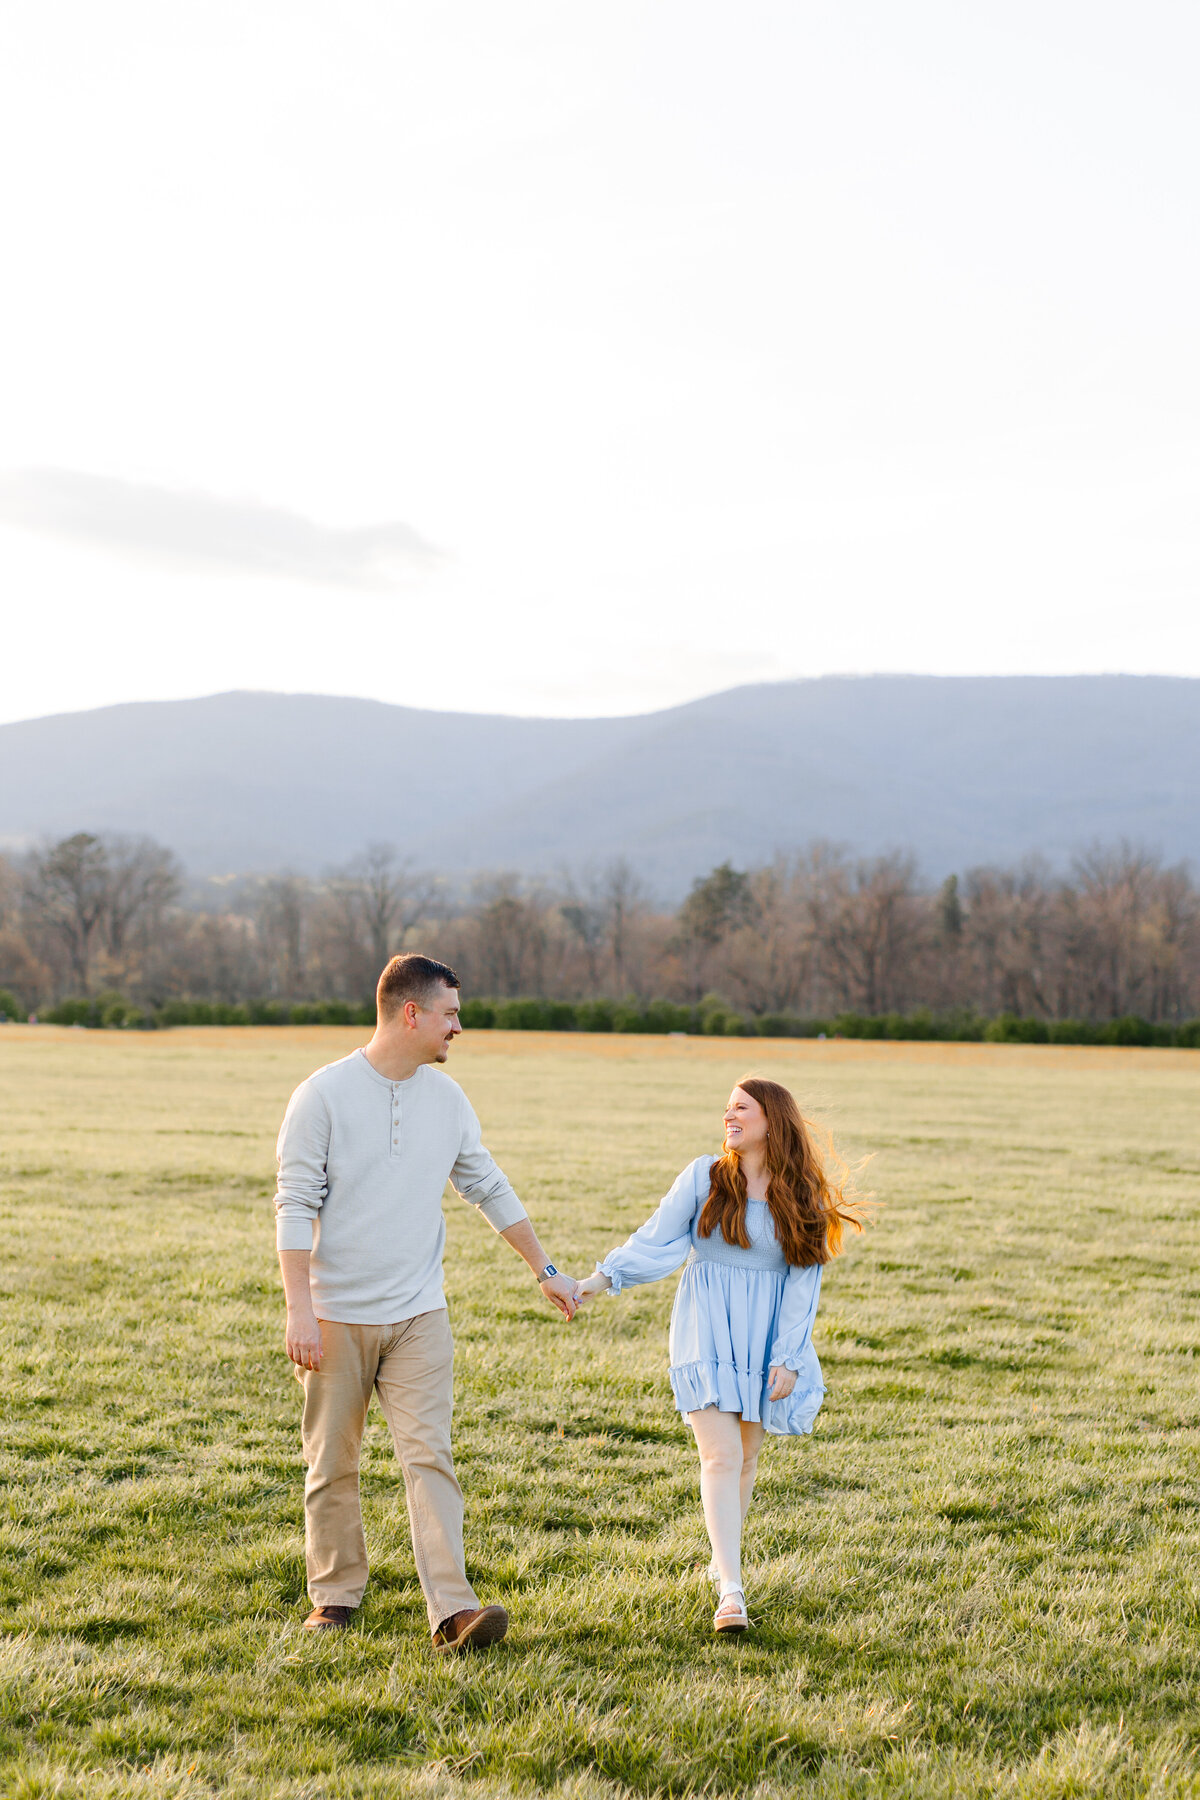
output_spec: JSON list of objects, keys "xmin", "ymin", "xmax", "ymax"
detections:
[{"xmin": 1, "ymin": 676, "xmax": 1196, "ymax": 897}]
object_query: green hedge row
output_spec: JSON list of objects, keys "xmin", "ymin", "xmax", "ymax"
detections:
[
  {"xmin": 458, "ymin": 999, "xmax": 1200, "ymax": 1046},
  {"xmin": 8, "ymin": 989, "xmax": 1200, "ymax": 1047},
  {"xmin": 32, "ymin": 993, "xmax": 375, "ymax": 1030},
  {"xmin": 978, "ymin": 1011, "xmax": 1200, "ymax": 1048}
]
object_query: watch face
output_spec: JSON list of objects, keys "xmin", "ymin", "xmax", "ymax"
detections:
[{"xmin": 542, "ymin": 1264, "xmax": 558, "ymax": 1279}]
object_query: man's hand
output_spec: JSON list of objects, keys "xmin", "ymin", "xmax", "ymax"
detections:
[
  {"xmin": 539, "ymin": 1272, "xmax": 582, "ymax": 1320},
  {"xmin": 498, "ymin": 1220, "xmax": 582, "ymax": 1319},
  {"xmin": 766, "ymin": 1364, "xmax": 796, "ymax": 1401},
  {"xmin": 286, "ymin": 1306, "xmax": 324, "ymax": 1371},
  {"xmin": 279, "ymin": 1249, "xmax": 322, "ymax": 1369}
]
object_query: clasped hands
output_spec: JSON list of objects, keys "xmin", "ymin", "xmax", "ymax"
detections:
[{"xmin": 537, "ymin": 1267, "xmax": 607, "ymax": 1321}]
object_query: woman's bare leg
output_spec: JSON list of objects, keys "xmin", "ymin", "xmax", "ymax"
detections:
[
  {"xmin": 739, "ymin": 1418, "xmax": 766, "ymax": 1524},
  {"xmin": 688, "ymin": 1408, "xmax": 746, "ymax": 1591}
]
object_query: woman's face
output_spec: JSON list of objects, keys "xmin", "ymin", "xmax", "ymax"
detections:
[{"xmin": 723, "ymin": 1086, "xmax": 768, "ymax": 1155}]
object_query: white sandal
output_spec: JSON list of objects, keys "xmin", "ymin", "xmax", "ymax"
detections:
[{"xmin": 713, "ymin": 1583, "xmax": 749, "ymax": 1633}]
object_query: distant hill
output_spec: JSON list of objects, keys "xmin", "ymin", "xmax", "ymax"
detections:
[{"xmin": 0, "ymin": 677, "xmax": 1196, "ymax": 896}]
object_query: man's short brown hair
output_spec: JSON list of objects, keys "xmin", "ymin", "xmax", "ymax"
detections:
[{"xmin": 376, "ymin": 953, "xmax": 461, "ymax": 1021}]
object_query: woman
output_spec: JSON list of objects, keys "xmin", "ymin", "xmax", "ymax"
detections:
[{"xmin": 577, "ymin": 1075, "xmax": 861, "ymax": 1634}]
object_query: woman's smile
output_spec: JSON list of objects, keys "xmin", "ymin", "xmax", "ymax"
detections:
[{"xmin": 723, "ymin": 1087, "xmax": 767, "ymax": 1154}]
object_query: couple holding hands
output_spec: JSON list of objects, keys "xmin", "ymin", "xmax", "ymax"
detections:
[{"xmin": 275, "ymin": 954, "xmax": 861, "ymax": 1651}]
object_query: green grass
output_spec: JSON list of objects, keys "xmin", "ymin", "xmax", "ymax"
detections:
[{"xmin": 1, "ymin": 1026, "xmax": 1199, "ymax": 1799}]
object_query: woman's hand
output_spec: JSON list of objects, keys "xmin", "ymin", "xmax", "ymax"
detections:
[
  {"xmin": 575, "ymin": 1271, "xmax": 612, "ymax": 1307},
  {"xmin": 766, "ymin": 1364, "xmax": 796, "ymax": 1401}
]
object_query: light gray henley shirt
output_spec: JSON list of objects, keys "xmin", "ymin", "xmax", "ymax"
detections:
[{"xmin": 274, "ymin": 1049, "xmax": 528, "ymax": 1323}]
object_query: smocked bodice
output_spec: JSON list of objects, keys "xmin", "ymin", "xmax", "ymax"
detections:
[{"xmin": 687, "ymin": 1197, "xmax": 788, "ymax": 1275}]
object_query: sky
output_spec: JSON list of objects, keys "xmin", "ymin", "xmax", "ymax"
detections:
[{"xmin": 1, "ymin": 1, "xmax": 1197, "ymax": 723}]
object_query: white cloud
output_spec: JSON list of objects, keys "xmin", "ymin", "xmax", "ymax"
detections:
[{"xmin": 0, "ymin": 469, "xmax": 438, "ymax": 588}]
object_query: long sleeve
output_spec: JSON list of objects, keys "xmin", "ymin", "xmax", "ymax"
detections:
[
  {"xmin": 275, "ymin": 1080, "xmax": 332, "ymax": 1251},
  {"xmin": 450, "ymin": 1096, "xmax": 528, "ymax": 1233},
  {"xmin": 769, "ymin": 1262, "xmax": 822, "ymax": 1370},
  {"xmin": 598, "ymin": 1159, "xmax": 709, "ymax": 1293}
]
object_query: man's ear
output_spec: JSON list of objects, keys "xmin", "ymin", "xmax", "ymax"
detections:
[{"xmin": 403, "ymin": 999, "xmax": 420, "ymax": 1028}]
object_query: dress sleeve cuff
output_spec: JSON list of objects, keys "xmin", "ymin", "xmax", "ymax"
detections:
[
  {"xmin": 276, "ymin": 1217, "xmax": 314, "ymax": 1252},
  {"xmin": 597, "ymin": 1259, "xmax": 624, "ymax": 1295}
]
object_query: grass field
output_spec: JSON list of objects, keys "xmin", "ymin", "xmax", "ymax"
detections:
[{"xmin": 1, "ymin": 1027, "xmax": 1199, "ymax": 1799}]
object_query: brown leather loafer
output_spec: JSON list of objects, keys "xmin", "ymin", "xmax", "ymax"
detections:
[
  {"xmin": 304, "ymin": 1604, "xmax": 356, "ymax": 1631},
  {"xmin": 432, "ymin": 1603, "xmax": 509, "ymax": 1654}
]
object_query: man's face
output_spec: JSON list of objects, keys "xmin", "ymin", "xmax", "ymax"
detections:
[{"xmin": 409, "ymin": 985, "xmax": 463, "ymax": 1063}]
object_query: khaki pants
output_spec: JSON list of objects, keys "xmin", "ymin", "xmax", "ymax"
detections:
[{"xmin": 296, "ymin": 1308, "xmax": 478, "ymax": 1631}]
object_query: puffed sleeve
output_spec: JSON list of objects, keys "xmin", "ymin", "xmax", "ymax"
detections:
[
  {"xmin": 597, "ymin": 1158, "xmax": 710, "ymax": 1293},
  {"xmin": 769, "ymin": 1262, "xmax": 823, "ymax": 1370}
]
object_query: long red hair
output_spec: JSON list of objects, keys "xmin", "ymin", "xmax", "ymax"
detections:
[{"xmin": 697, "ymin": 1075, "xmax": 864, "ymax": 1268}]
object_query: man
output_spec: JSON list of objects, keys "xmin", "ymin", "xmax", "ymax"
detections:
[{"xmin": 275, "ymin": 952, "xmax": 581, "ymax": 1652}]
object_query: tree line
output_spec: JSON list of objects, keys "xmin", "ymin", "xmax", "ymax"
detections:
[{"xmin": 1, "ymin": 832, "xmax": 1198, "ymax": 1039}]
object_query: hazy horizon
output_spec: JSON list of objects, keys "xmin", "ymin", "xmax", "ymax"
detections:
[
  {"xmin": 3, "ymin": 667, "xmax": 1197, "ymax": 732},
  {"xmin": 3, "ymin": 678, "xmax": 1196, "ymax": 894}
]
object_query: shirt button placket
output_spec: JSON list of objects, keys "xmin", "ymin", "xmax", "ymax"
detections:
[{"xmin": 391, "ymin": 1082, "xmax": 400, "ymax": 1154}]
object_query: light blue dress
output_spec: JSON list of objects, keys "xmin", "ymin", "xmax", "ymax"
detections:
[{"xmin": 598, "ymin": 1155, "xmax": 825, "ymax": 1437}]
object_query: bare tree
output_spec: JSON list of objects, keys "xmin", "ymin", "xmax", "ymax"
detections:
[
  {"xmin": 558, "ymin": 867, "xmax": 607, "ymax": 993},
  {"xmin": 558, "ymin": 899, "xmax": 604, "ymax": 991},
  {"xmin": 471, "ymin": 876, "xmax": 547, "ymax": 996},
  {"xmin": 724, "ymin": 860, "xmax": 812, "ymax": 1014},
  {"xmin": 256, "ymin": 875, "xmax": 311, "ymax": 999},
  {"xmin": 24, "ymin": 833, "xmax": 112, "ymax": 994},
  {"xmin": 10, "ymin": 825, "xmax": 1200, "ymax": 1025},
  {"xmin": 674, "ymin": 861, "xmax": 759, "ymax": 999},
  {"xmin": 331, "ymin": 843, "xmax": 437, "ymax": 971},
  {"xmin": 1144, "ymin": 863, "xmax": 1200, "ymax": 1022},
  {"xmin": 104, "ymin": 835, "xmax": 183, "ymax": 963},
  {"xmin": 164, "ymin": 909, "xmax": 263, "ymax": 1004},
  {"xmin": 962, "ymin": 860, "xmax": 1055, "ymax": 1017},
  {"xmin": 1063, "ymin": 844, "xmax": 1196, "ymax": 1021},
  {"xmin": 604, "ymin": 858, "xmax": 649, "ymax": 995},
  {"xmin": 554, "ymin": 859, "xmax": 652, "ymax": 997},
  {"xmin": 804, "ymin": 850, "xmax": 925, "ymax": 1014},
  {"xmin": 0, "ymin": 853, "xmax": 49, "ymax": 1009},
  {"xmin": 0, "ymin": 853, "xmax": 20, "ymax": 931}
]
